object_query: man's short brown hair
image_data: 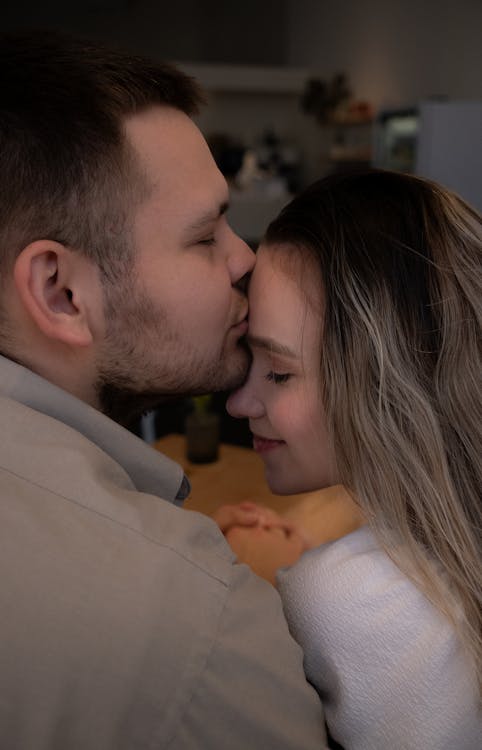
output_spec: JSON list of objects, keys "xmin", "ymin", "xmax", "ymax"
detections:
[{"xmin": 0, "ymin": 31, "xmax": 204, "ymax": 283}]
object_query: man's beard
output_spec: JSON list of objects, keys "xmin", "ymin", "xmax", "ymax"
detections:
[
  {"xmin": 95, "ymin": 281, "xmax": 250, "ymax": 426},
  {"xmin": 97, "ymin": 346, "xmax": 250, "ymax": 426}
]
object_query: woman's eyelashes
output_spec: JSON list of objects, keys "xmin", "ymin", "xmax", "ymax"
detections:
[
  {"xmin": 197, "ymin": 236, "xmax": 216, "ymax": 246},
  {"xmin": 265, "ymin": 371, "xmax": 292, "ymax": 385}
]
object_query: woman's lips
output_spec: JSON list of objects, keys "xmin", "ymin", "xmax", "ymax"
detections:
[{"xmin": 252, "ymin": 435, "xmax": 286, "ymax": 454}]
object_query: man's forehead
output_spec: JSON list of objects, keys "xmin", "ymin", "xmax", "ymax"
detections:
[
  {"xmin": 124, "ymin": 107, "xmax": 229, "ymax": 220},
  {"xmin": 124, "ymin": 105, "xmax": 192, "ymax": 140},
  {"xmin": 124, "ymin": 106, "xmax": 215, "ymax": 178}
]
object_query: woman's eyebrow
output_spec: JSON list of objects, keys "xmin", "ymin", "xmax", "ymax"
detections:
[{"xmin": 247, "ymin": 334, "xmax": 298, "ymax": 358}]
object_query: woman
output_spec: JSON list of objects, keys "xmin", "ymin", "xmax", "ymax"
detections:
[{"xmin": 216, "ymin": 170, "xmax": 481, "ymax": 749}]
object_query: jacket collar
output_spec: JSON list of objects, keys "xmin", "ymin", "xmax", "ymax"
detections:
[{"xmin": 0, "ymin": 355, "xmax": 189, "ymax": 505}]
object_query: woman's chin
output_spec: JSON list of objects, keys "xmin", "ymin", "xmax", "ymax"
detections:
[{"xmin": 265, "ymin": 469, "xmax": 308, "ymax": 496}]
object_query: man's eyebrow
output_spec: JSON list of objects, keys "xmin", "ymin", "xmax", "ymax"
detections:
[
  {"xmin": 247, "ymin": 334, "xmax": 298, "ymax": 358},
  {"xmin": 188, "ymin": 202, "xmax": 229, "ymax": 231}
]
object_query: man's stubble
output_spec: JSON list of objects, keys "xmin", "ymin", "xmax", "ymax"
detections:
[{"xmin": 95, "ymin": 275, "xmax": 250, "ymax": 425}]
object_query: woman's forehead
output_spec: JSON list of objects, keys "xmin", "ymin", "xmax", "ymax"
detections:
[
  {"xmin": 248, "ymin": 246, "xmax": 323, "ymax": 356},
  {"xmin": 253, "ymin": 243, "xmax": 323, "ymax": 313}
]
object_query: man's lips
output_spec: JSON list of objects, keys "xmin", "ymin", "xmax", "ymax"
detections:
[
  {"xmin": 252, "ymin": 434, "xmax": 286, "ymax": 454},
  {"xmin": 231, "ymin": 305, "xmax": 249, "ymax": 334},
  {"xmin": 231, "ymin": 317, "xmax": 248, "ymax": 335}
]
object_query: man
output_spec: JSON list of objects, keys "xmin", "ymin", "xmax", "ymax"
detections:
[{"xmin": 0, "ymin": 32, "xmax": 327, "ymax": 749}]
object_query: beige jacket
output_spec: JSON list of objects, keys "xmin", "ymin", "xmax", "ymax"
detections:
[{"xmin": 0, "ymin": 355, "xmax": 327, "ymax": 750}]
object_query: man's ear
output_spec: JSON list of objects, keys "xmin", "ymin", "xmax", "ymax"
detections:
[{"xmin": 13, "ymin": 240, "xmax": 98, "ymax": 347}]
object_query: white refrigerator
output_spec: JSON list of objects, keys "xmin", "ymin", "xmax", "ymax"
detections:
[{"xmin": 373, "ymin": 100, "xmax": 482, "ymax": 212}]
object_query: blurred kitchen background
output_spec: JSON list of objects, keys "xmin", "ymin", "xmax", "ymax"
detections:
[
  {"xmin": 4, "ymin": 0, "xmax": 481, "ymax": 442},
  {"xmin": 4, "ymin": 0, "xmax": 482, "ymax": 238}
]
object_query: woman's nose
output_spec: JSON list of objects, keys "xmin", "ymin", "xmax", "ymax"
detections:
[{"xmin": 226, "ymin": 383, "xmax": 264, "ymax": 420}]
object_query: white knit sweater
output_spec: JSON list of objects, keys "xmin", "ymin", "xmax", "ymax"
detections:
[{"xmin": 277, "ymin": 527, "xmax": 481, "ymax": 749}]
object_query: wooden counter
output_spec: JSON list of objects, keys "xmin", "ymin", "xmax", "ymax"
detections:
[{"xmin": 154, "ymin": 434, "xmax": 363, "ymax": 546}]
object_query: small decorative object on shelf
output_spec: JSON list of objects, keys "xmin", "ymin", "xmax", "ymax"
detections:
[
  {"xmin": 301, "ymin": 75, "xmax": 374, "ymax": 171},
  {"xmin": 185, "ymin": 395, "xmax": 220, "ymax": 464},
  {"xmin": 301, "ymin": 73, "xmax": 352, "ymax": 124}
]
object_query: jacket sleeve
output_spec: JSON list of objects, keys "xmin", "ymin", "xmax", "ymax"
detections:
[{"xmin": 170, "ymin": 559, "xmax": 328, "ymax": 750}]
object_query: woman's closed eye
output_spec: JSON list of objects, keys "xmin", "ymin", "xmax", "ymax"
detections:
[{"xmin": 265, "ymin": 371, "xmax": 292, "ymax": 385}]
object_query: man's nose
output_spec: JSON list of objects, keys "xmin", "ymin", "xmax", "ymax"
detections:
[
  {"xmin": 226, "ymin": 229, "xmax": 255, "ymax": 287},
  {"xmin": 226, "ymin": 383, "xmax": 264, "ymax": 420}
]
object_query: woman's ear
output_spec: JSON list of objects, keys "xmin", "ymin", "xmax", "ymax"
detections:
[{"xmin": 13, "ymin": 240, "xmax": 98, "ymax": 347}]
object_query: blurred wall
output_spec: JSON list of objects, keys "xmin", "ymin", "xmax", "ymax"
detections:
[
  {"xmin": 3, "ymin": 0, "xmax": 481, "ymax": 189},
  {"xmin": 286, "ymin": 0, "xmax": 482, "ymax": 109},
  {"xmin": 1, "ymin": 0, "xmax": 288, "ymax": 65},
  {"xmin": 3, "ymin": 0, "xmax": 481, "ymax": 108}
]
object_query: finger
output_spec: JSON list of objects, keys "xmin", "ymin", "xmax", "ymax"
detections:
[
  {"xmin": 238, "ymin": 501, "xmax": 261, "ymax": 511},
  {"xmin": 212, "ymin": 504, "xmax": 261, "ymax": 533},
  {"xmin": 286, "ymin": 525, "xmax": 313, "ymax": 550}
]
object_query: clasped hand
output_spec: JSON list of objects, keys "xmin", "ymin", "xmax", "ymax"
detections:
[{"xmin": 213, "ymin": 502, "xmax": 312, "ymax": 585}]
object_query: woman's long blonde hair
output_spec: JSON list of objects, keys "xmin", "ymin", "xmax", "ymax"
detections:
[{"xmin": 265, "ymin": 170, "xmax": 482, "ymax": 692}]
